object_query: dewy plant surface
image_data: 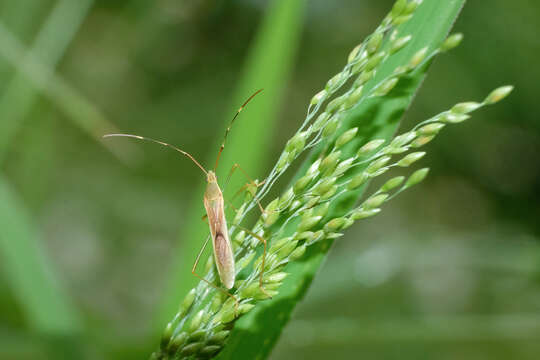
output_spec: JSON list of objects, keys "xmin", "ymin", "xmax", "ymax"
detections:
[{"xmin": 152, "ymin": 1, "xmax": 512, "ymax": 359}]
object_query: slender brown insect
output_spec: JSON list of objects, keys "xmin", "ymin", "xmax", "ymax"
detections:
[{"xmin": 103, "ymin": 89, "xmax": 269, "ymax": 304}]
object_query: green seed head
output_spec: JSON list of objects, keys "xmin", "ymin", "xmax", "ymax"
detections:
[
  {"xmin": 311, "ymin": 89, "xmax": 327, "ymax": 105},
  {"xmin": 336, "ymin": 128, "xmax": 359, "ymax": 148},
  {"xmin": 322, "ymin": 116, "xmax": 341, "ymax": 138},
  {"xmin": 313, "ymin": 112, "xmax": 331, "ymax": 131},
  {"xmin": 442, "ymin": 112, "xmax": 470, "ymax": 123},
  {"xmin": 343, "ymin": 87, "xmax": 364, "ymax": 109},
  {"xmin": 333, "ymin": 157, "xmax": 355, "ymax": 176},
  {"xmin": 391, "ymin": 35, "xmax": 412, "ymax": 54},
  {"xmin": 351, "ymin": 208, "xmax": 381, "ymax": 220},
  {"xmin": 411, "ymin": 135, "xmax": 435, "ymax": 147},
  {"xmin": 397, "ymin": 151, "xmax": 426, "ymax": 167},
  {"xmin": 180, "ymin": 289, "xmax": 196, "ymax": 316},
  {"xmin": 405, "ymin": 167, "xmax": 430, "ymax": 187},
  {"xmin": 348, "ymin": 44, "xmax": 362, "ymax": 63},
  {"xmin": 324, "ymin": 217, "xmax": 347, "ymax": 232},
  {"xmin": 408, "ymin": 46, "xmax": 428, "ymax": 68},
  {"xmin": 484, "ymin": 85, "xmax": 514, "ymax": 104},
  {"xmin": 366, "ymin": 51, "xmax": 386, "ymax": 71},
  {"xmin": 367, "ymin": 32, "xmax": 384, "ymax": 54},
  {"xmin": 375, "ymin": 77, "xmax": 399, "ymax": 96},
  {"xmin": 189, "ymin": 310, "xmax": 205, "ymax": 332},
  {"xmin": 293, "ymin": 174, "xmax": 314, "ymax": 195},
  {"xmin": 348, "ymin": 172, "xmax": 368, "ymax": 190},
  {"xmin": 366, "ymin": 156, "xmax": 391, "ymax": 174},
  {"xmin": 326, "ymin": 72, "xmax": 347, "ymax": 92},
  {"xmin": 364, "ymin": 193, "xmax": 389, "ymax": 208},
  {"xmin": 314, "ymin": 177, "xmax": 338, "ymax": 196},
  {"xmin": 319, "ymin": 151, "xmax": 341, "ymax": 175},
  {"xmin": 451, "ymin": 101, "xmax": 481, "ymax": 114},
  {"xmin": 381, "ymin": 176, "xmax": 405, "ymax": 191},
  {"xmin": 289, "ymin": 244, "xmax": 307, "ymax": 260},
  {"xmin": 358, "ymin": 139, "xmax": 385, "ymax": 155},
  {"xmin": 440, "ymin": 33, "xmax": 463, "ymax": 52},
  {"xmin": 419, "ymin": 123, "xmax": 445, "ymax": 135}
]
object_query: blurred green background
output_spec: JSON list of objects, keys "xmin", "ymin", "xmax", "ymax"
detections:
[{"xmin": 1, "ymin": 0, "xmax": 539, "ymax": 359}]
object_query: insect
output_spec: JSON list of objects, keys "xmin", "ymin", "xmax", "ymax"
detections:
[{"xmin": 103, "ymin": 89, "xmax": 269, "ymax": 304}]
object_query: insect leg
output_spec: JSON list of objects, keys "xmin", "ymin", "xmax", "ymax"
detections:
[
  {"xmin": 191, "ymin": 234, "xmax": 239, "ymax": 314},
  {"xmin": 224, "ymin": 163, "xmax": 267, "ymax": 214},
  {"xmin": 236, "ymin": 226, "xmax": 272, "ymax": 299}
]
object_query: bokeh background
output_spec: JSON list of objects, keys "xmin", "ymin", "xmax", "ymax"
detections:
[{"xmin": 1, "ymin": 0, "xmax": 539, "ymax": 359}]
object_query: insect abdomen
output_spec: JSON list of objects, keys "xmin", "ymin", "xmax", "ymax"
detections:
[{"xmin": 213, "ymin": 231, "xmax": 235, "ymax": 289}]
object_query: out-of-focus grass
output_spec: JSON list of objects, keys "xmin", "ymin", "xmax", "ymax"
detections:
[
  {"xmin": 157, "ymin": 0, "xmax": 307, "ymax": 326},
  {"xmin": 0, "ymin": 176, "xmax": 80, "ymax": 333},
  {"xmin": 0, "ymin": 0, "xmax": 94, "ymax": 161}
]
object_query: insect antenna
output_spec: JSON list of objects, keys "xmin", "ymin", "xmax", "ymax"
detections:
[
  {"xmin": 214, "ymin": 89, "xmax": 263, "ymax": 172},
  {"xmin": 103, "ymin": 133, "xmax": 208, "ymax": 175}
]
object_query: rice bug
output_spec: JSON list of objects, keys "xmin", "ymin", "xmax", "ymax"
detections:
[{"xmin": 103, "ymin": 89, "xmax": 271, "ymax": 307}]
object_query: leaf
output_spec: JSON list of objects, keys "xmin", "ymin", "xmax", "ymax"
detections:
[
  {"xmin": 216, "ymin": 1, "xmax": 466, "ymax": 359},
  {"xmin": 156, "ymin": 0, "xmax": 307, "ymax": 326},
  {"xmin": 0, "ymin": 176, "xmax": 81, "ymax": 333}
]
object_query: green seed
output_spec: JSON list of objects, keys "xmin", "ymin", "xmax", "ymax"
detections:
[
  {"xmin": 348, "ymin": 172, "xmax": 368, "ymax": 189},
  {"xmin": 313, "ymin": 112, "xmax": 331, "ymax": 131},
  {"xmin": 392, "ymin": 14, "xmax": 413, "ymax": 26},
  {"xmin": 200, "ymin": 345, "xmax": 221, "ymax": 356},
  {"xmin": 314, "ymin": 177, "xmax": 337, "ymax": 195},
  {"xmin": 484, "ymin": 85, "xmax": 514, "ymax": 104},
  {"xmin": 180, "ymin": 342, "xmax": 204, "ymax": 356},
  {"xmin": 375, "ymin": 77, "xmax": 399, "ymax": 96},
  {"xmin": 411, "ymin": 135, "xmax": 435, "ymax": 147},
  {"xmin": 190, "ymin": 310, "xmax": 205, "ymax": 332},
  {"xmin": 364, "ymin": 193, "xmax": 388, "ymax": 208},
  {"xmin": 298, "ymin": 215, "xmax": 323, "ymax": 232},
  {"xmin": 358, "ymin": 139, "xmax": 385, "ymax": 155},
  {"xmin": 409, "ymin": 47, "xmax": 428, "ymax": 68},
  {"xmin": 367, "ymin": 32, "xmax": 383, "ymax": 54},
  {"xmin": 391, "ymin": 35, "xmax": 412, "ymax": 54},
  {"xmin": 351, "ymin": 208, "xmax": 381, "ymax": 220},
  {"xmin": 267, "ymin": 272, "xmax": 288, "ymax": 282},
  {"xmin": 343, "ymin": 86, "xmax": 364, "ymax": 109},
  {"xmin": 321, "ymin": 185, "xmax": 338, "ymax": 200},
  {"xmin": 336, "ymin": 128, "xmax": 358, "ymax": 148},
  {"xmin": 311, "ymin": 89, "xmax": 327, "ymax": 105},
  {"xmin": 405, "ymin": 167, "xmax": 430, "ymax": 187},
  {"xmin": 443, "ymin": 113, "xmax": 470, "ymax": 123},
  {"xmin": 365, "ymin": 51, "xmax": 386, "ymax": 71},
  {"xmin": 322, "ymin": 116, "xmax": 340, "ymax": 138},
  {"xmin": 334, "ymin": 157, "xmax": 355, "ymax": 176},
  {"xmin": 381, "ymin": 176, "xmax": 405, "ymax": 191},
  {"xmin": 324, "ymin": 217, "xmax": 347, "ymax": 232},
  {"xmin": 326, "ymin": 72, "xmax": 346, "ymax": 92},
  {"xmin": 451, "ymin": 101, "xmax": 481, "ymax": 114},
  {"xmin": 366, "ymin": 156, "xmax": 391, "ymax": 174},
  {"xmin": 397, "ymin": 151, "xmax": 426, "ymax": 167},
  {"xmin": 189, "ymin": 329, "xmax": 206, "ymax": 342},
  {"xmin": 348, "ymin": 44, "xmax": 362, "ymax": 63},
  {"xmin": 440, "ymin": 33, "xmax": 463, "ymax": 52},
  {"xmin": 180, "ymin": 289, "xmax": 196, "ymax": 316},
  {"xmin": 419, "ymin": 123, "xmax": 445, "ymax": 135},
  {"xmin": 293, "ymin": 174, "xmax": 314, "ymax": 194},
  {"xmin": 289, "ymin": 244, "xmax": 307, "ymax": 260},
  {"xmin": 319, "ymin": 152, "xmax": 341, "ymax": 175},
  {"xmin": 208, "ymin": 330, "xmax": 229, "ymax": 344}
]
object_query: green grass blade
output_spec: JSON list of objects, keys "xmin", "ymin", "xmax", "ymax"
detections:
[
  {"xmin": 0, "ymin": 22, "xmax": 133, "ymax": 162},
  {"xmin": 0, "ymin": 0, "xmax": 94, "ymax": 162},
  {"xmin": 216, "ymin": 1, "xmax": 466, "ymax": 359},
  {"xmin": 0, "ymin": 176, "xmax": 81, "ymax": 333},
  {"xmin": 156, "ymin": 0, "xmax": 307, "ymax": 326}
]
